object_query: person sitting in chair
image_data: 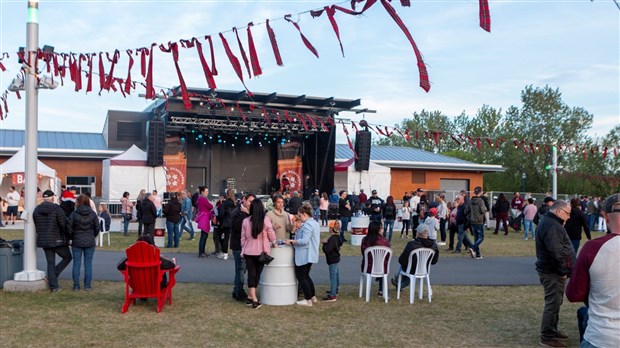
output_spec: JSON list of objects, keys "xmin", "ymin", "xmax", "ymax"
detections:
[
  {"xmin": 391, "ymin": 224, "xmax": 439, "ymax": 290},
  {"xmin": 117, "ymin": 235, "xmax": 176, "ymax": 289}
]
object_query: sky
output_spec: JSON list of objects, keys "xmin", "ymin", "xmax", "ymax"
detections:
[{"xmin": 0, "ymin": 0, "xmax": 618, "ymax": 144}]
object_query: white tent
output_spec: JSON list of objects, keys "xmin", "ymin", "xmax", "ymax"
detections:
[
  {"xmin": 0, "ymin": 146, "xmax": 59, "ymax": 198},
  {"xmin": 101, "ymin": 144, "xmax": 167, "ymax": 200},
  {"xmin": 334, "ymin": 161, "xmax": 391, "ymax": 196}
]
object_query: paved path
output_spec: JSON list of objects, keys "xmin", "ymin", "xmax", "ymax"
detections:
[{"xmin": 37, "ymin": 248, "xmax": 539, "ymax": 286}]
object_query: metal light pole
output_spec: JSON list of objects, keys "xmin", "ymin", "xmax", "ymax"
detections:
[
  {"xmin": 552, "ymin": 145, "xmax": 558, "ymax": 199},
  {"xmin": 9, "ymin": 0, "xmax": 47, "ymax": 288},
  {"xmin": 521, "ymin": 172, "xmax": 526, "ymax": 196}
]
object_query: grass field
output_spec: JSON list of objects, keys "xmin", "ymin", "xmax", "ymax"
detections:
[
  {"xmin": 0, "ymin": 282, "xmax": 583, "ymax": 348},
  {"xmin": 1, "ymin": 226, "xmax": 596, "ymax": 258}
]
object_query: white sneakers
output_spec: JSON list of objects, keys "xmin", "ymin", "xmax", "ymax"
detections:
[
  {"xmin": 311, "ymin": 296, "xmax": 318, "ymax": 303},
  {"xmin": 216, "ymin": 253, "xmax": 229, "ymax": 260},
  {"xmin": 437, "ymin": 242, "xmax": 446, "ymax": 246},
  {"xmin": 296, "ymin": 299, "xmax": 312, "ymax": 307}
]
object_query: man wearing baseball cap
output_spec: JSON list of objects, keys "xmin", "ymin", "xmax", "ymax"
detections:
[
  {"xmin": 33, "ymin": 190, "xmax": 72, "ymax": 292},
  {"xmin": 566, "ymin": 194, "xmax": 620, "ymax": 348},
  {"xmin": 408, "ymin": 188, "xmax": 424, "ymax": 231}
]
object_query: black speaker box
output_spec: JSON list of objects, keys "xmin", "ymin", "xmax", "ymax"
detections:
[
  {"xmin": 355, "ymin": 130, "xmax": 371, "ymax": 171},
  {"xmin": 146, "ymin": 120, "xmax": 165, "ymax": 166}
]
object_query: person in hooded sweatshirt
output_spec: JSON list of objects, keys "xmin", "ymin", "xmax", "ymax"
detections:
[
  {"xmin": 33, "ymin": 190, "xmax": 71, "ymax": 292},
  {"xmin": 68, "ymin": 194, "xmax": 99, "ymax": 291},
  {"xmin": 391, "ymin": 224, "xmax": 439, "ymax": 289}
]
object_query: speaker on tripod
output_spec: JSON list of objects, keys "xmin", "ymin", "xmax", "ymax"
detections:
[
  {"xmin": 146, "ymin": 120, "xmax": 165, "ymax": 166},
  {"xmin": 355, "ymin": 130, "xmax": 371, "ymax": 171}
]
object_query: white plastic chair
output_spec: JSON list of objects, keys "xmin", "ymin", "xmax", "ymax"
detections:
[
  {"xmin": 359, "ymin": 246, "xmax": 392, "ymax": 303},
  {"xmin": 397, "ymin": 247, "xmax": 435, "ymax": 304},
  {"xmin": 98, "ymin": 217, "xmax": 110, "ymax": 247}
]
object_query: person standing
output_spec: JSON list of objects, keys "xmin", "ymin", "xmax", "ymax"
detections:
[
  {"xmin": 319, "ymin": 192, "xmax": 329, "ymax": 227},
  {"xmin": 523, "ymin": 198, "xmax": 538, "ymax": 240},
  {"xmin": 195, "ymin": 186, "xmax": 214, "ymax": 258},
  {"xmin": 267, "ymin": 195, "xmax": 292, "ymax": 240},
  {"xmin": 152, "ymin": 190, "xmax": 163, "ymax": 217},
  {"xmin": 382, "ymin": 196, "xmax": 397, "ymax": 243},
  {"xmin": 466, "ymin": 186, "xmax": 488, "ymax": 259},
  {"xmin": 510, "ymin": 191, "xmax": 524, "ymax": 232},
  {"xmin": 366, "ymin": 190, "xmax": 384, "ymax": 222},
  {"xmin": 180, "ymin": 190, "xmax": 195, "ymax": 240},
  {"xmin": 493, "ymin": 193, "xmax": 510, "ymax": 235},
  {"xmin": 309, "ymin": 190, "xmax": 321, "ymax": 222},
  {"xmin": 447, "ymin": 199, "xmax": 458, "ymax": 251},
  {"xmin": 4, "ymin": 186, "xmax": 20, "ymax": 225},
  {"xmin": 163, "ymin": 192, "xmax": 182, "ymax": 248},
  {"xmin": 217, "ymin": 189, "xmax": 236, "ymax": 260},
  {"xmin": 409, "ymin": 188, "xmax": 424, "ymax": 231},
  {"xmin": 68, "ymin": 194, "xmax": 99, "ymax": 291},
  {"xmin": 339, "ymin": 190, "xmax": 352, "ymax": 243},
  {"xmin": 120, "ymin": 191, "xmax": 134, "ymax": 236},
  {"xmin": 135, "ymin": 189, "xmax": 146, "ymax": 237},
  {"xmin": 535, "ymin": 200, "xmax": 576, "ymax": 348},
  {"xmin": 564, "ymin": 198, "xmax": 591, "ymax": 255},
  {"xmin": 33, "ymin": 190, "xmax": 72, "ymax": 292},
  {"xmin": 287, "ymin": 204, "xmax": 321, "ymax": 307},
  {"xmin": 241, "ymin": 199, "xmax": 277, "ymax": 309},
  {"xmin": 322, "ymin": 223, "xmax": 342, "ymax": 302},
  {"xmin": 287, "ymin": 191, "xmax": 303, "ymax": 216},
  {"xmin": 436, "ymin": 194, "xmax": 448, "ymax": 246},
  {"xmin": 230, "ymin": 193, "xmax": 255, "ymax": 302},
  {"xmin": 358, "ymin": 189, "xmax": 368, "ymax": 205},
  {"xmin": 140, "ymin": 193, "xmax": 157, "ymax": 236},
  {"xmin": 454, "ymin": 196, "xmax": 472, "ymax": 254},
  {"xmin": 566, "ymin": 193, "xmax": 620, "ymax": 348},
  {"xmin": 400, "ymin": 201, "xmax": 413, "ymax": 239},
  {"xmin": 536, "ymin": 196, "xmax": 556, "ymax": 227}
]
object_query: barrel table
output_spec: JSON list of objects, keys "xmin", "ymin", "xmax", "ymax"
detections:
[
  {"xmin": 350, "ymin": 215, "xmax": 370, "ymax": 246},
  {"xmin": 259, "ymin": 245, "xmax": 298, "ymax": 305}
]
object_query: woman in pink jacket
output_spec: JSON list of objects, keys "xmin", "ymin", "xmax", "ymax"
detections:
[
  {"xmin": 241, "ymin": 199, "xmax": 276, "ymax": 309},
  {"xmin": 195, "ymin": 186, "xmax": 214, "ymax": 258}
]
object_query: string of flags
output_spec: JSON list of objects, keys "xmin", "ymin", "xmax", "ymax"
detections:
[{"xmin": 0, "ymin": 0, "xmax": 493, "ymax": 120}]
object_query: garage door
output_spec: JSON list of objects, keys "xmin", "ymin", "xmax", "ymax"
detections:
[{"xmin": 440, "ymin": 179, "xmax": 469, "ymax": 202}]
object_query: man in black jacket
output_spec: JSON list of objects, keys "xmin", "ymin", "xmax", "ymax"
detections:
[
  {"xmin": 230, "ymin": 193, "xmax": 255, "ymax": 302},
  {"xmin": 535, "ymin": 200, "xmax": 576, "ymax": 348},
  {"xmin": 33, "ymin": 190, "xmax": 72, "ymax": 292},
  {"xmin": 391, "ymin": 224, "xmax": 439, "ymax": 289}
]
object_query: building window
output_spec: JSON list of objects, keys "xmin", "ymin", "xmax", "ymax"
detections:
[
  {"xmin": 117, "ymin": 121, "xmax": 142, "ymax": 141},
  {"xmin": 412, "ymin": 171, "xmax": 426, "ymax": 184},
  {"xmin": 66, "ymin": 176, "xmax": 96, "ymax": 196}
]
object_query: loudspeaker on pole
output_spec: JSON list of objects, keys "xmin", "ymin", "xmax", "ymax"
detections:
[
  {"xmin": 146, "ymin": 120, "xmax": 165, "ymax": 167},
  {"xmin": 355, "ymin": 130, "xmax": 371, "ymax": 171}
]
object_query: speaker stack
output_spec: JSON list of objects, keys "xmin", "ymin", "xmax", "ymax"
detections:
[
  {"xmin": 355, "ymin": 130, "xmax": 371, "ymax": 171},
  {"xmin": 146, "ymin": 120, "xmax": 165, "ymax": 166}
]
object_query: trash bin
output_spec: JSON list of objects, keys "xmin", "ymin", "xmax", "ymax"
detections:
[
  {"xmin": 259, "ymin": 246, "xmax": 297, "ymax": 305},
  {"xmin": 0, "ymin": 240, "xmax": 24, "ymax": 288}
]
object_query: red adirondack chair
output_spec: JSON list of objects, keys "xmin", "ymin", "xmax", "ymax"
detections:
[{"xmin": 119, "ymin": 241, "xmax": 180, "ymax": 313}]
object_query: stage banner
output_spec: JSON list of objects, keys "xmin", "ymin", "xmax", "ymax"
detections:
[
  {"xmin": 164, "ymin": 151, "xmax": 187, "ymax": 193},
  {"xmin": 277, "ymin": 142, "xmax": 303, "ymax": 193}
]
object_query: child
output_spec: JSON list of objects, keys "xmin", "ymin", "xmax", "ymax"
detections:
[
  {"xmin": 322, "ymin": 221, "xmax": 342, "ymax": 302},
  {"xmin": 424, "ymin": 207, "xmax": 440, "ymax": 242}
]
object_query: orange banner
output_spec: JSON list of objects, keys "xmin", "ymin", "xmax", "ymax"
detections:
[
  {"xmin": 164, "ymin": 152, "xmax": 187, "ymax": 193},
  {"xmin": 277, "ymin": 157, "xmax": 302, "ymax": 193}
]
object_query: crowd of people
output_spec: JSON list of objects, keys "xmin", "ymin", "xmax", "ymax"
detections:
[{"xmin": 18, "ymin": 182, "xmax": 620, "ymax": 348}]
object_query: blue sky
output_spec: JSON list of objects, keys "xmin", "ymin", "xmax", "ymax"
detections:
[{"xmin": 0, "ymin": 0, "xmax": 618, "ymax": 143}]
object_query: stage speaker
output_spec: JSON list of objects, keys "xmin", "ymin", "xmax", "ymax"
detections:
[
  {"xmin": 146, "ymin": 120, "xmax": 165, "ymax": 166},
  {"xmin": 355, "ymin": 130, "xmax": 371, "ymax": 171}
]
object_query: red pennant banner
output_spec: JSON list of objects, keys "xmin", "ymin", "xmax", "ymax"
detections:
[{"xmin": 284, "ymin": 14, "xmax": 319, "ymax": 58}]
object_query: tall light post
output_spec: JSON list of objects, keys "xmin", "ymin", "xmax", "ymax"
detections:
[
  {"xmin": 5, "ymin": 0, "xmax": 47, "ymax": 291},
  {"xmin": 521, "ymin": 172, "xmax": 527, "ymax": 196}
]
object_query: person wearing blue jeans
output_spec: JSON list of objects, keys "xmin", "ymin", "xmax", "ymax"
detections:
[
  {"xmin": 470, "ymin": 224, "xmax": 485, "ymax": 258},
  {"xmin": 180, "ymin": 191, "xmax": 195, "ymax": 240},
  {"xmin": 383, "ymin": 219, "xmax": 395, "ymax": 242},
  {"xmin": 166, "ymin": 220, "xmax": 181, "ymax": 248},
  {"xmin": 72, "ymin": 246, "xmax": 95, "ymax": 290},
  {"xmin": 523, "ymin": 219, "xmax": 535, "ymax": 239},
  {"xmin": 465, "ymin": 186, "xmax": 488, "ymax": 259},
  {"xmin": 338, "ymin": 190, "xmax": 352, "ymax": 243},
  {"xmin": 322, "ymin": 228, "xmax": 341, "ymax": 301},
  {"xmin": 455, "ymin": 223, "xmax": 472, "ymax": 253}
]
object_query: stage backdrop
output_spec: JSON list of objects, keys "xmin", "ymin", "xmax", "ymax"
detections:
[{"xmin": 278, "ymin": 142, "xmax": 303, "ymax": 193}]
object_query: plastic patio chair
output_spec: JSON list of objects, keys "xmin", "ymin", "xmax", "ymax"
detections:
[
  {"xmin": 359, "ymin": 246, "xmax": 392, "ymax": 303},
  {"xmin": 98, "ymin": 217, "xmax": 110, "ymax": 247},
  {"xmin": 397, "ymin": 247, "xmax": 435, "ymax": 304}
]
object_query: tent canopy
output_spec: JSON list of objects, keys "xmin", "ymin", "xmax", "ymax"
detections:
[
  {"xmin": 334, "ymin": 161, "xmax": 391, "ymax": 196},
  {"xmin": 0, "ymin": 145, "xmax": 57, "ymax": 177},
  {"xmin": 109, "ymin": 144, "xmax": 148, "ymax": 166}
]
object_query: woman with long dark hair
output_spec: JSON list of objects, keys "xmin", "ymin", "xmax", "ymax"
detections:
[
  {"xmin": 241, "ymin": 199, "xmax": 276, "ymax": 309},
  {"xmin": 163, "ymin": 192, "xmax": 182, "ymax": 248},
  {"xmin": 217, "ymin": 188, "xmax": 237, "ymax": 260},
  {"xmin": 493, "ymin": 193, "xmax": 510, "ymax": 235},
  {"xmin": 360, "ymin": 220, "xmax": 391, "ymax": 296},
  {"xmin": 68, "ymin": 194, "xmax": 99, "ymax": 291},
  {"xmin": 565, "ymin": 197, "xmax": 591, "ymax": 254},
  {"xmin": 383, "ymin": 196, "xmax": 397, "ymax": 242}
]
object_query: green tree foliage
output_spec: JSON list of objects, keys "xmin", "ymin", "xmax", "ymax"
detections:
[{"xmin": 375, "ymin": 85, "xmax": 616, "ymax": 195}]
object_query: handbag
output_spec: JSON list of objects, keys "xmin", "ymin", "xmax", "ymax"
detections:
[
  {"xmin": 258, "ymin": 252, "xmax": 274, "ymax": 265},
  {"xmin": 257, "ymin": 229, "xmax": 274, "ymax": 265}
]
